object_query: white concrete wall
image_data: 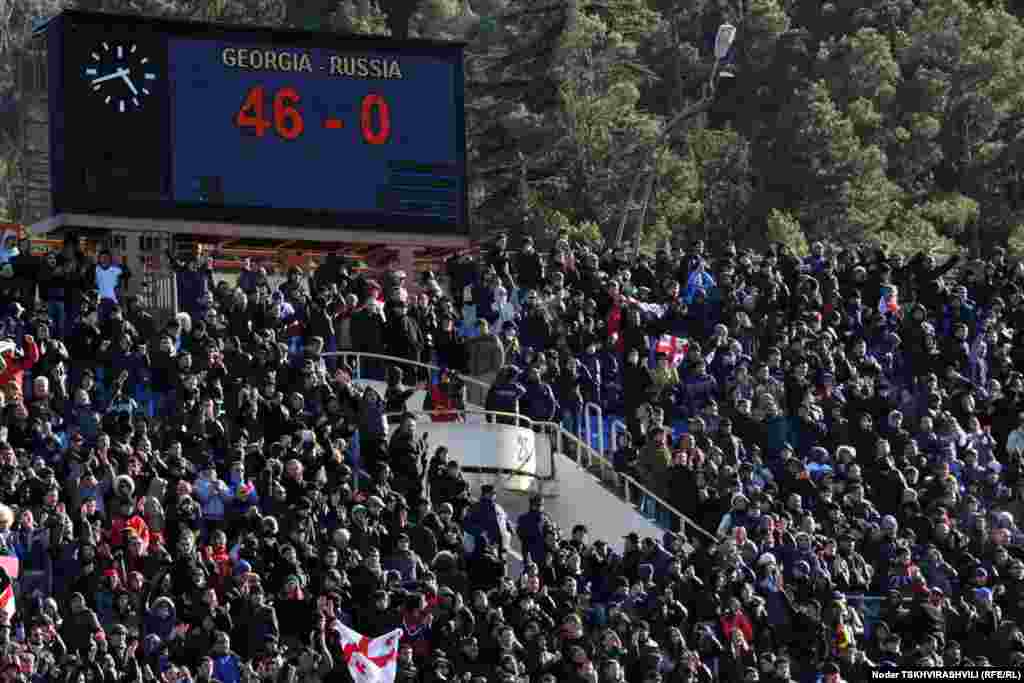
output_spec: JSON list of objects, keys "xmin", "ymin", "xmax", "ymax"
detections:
[
  {"xmin": 387, "ymin": 420, "xmax": 540, "ymax": 493},
  {"xmin": 371, "ymin": 404, "xmax": 666, "ymax": 556}
]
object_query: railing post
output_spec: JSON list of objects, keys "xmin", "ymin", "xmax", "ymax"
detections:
[
  {"xmin": 582, "ymin": 409, "xmax": 591, "ymax": 457},
  {"xmin": 585, "ymin": 402, "xmax": 604, "ymax": 454},
  {"xmin": 611, "ymin": 420, "xmax": 627, "ymax": 456}
]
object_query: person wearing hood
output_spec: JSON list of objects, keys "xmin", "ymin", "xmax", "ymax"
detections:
[
  {"xmin": 274, "ymin": 573, "xmax": 312, "ymax": 651},
  {"xmin": 207, "ymin": 630, "xmax": 243, "ymax": 683},
  {"xmin": 0, "ymin": 333, "xmax": 38, "ymax": 398},
  {"xmin": 145, "ymin": 596, "xmax": 178, "ymax": 643}
]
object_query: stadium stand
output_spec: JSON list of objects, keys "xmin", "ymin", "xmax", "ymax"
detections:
[{"xmin": 0, "ymin": 230, "xmax": 1021, "ymax": 683}]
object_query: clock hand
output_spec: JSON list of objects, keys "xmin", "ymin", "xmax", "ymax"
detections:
[
  {"xmin": 91, "ymin": 68, "xmax": 129, "ymax": 85},
  {"xmin": 120, "ymin": 70, "xmax": 139, "ymax": 97}
]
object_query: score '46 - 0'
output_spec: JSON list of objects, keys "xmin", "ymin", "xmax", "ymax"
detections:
[{"xmin": 235, "ymin": 86, "xmax": 391, "ymax": 145}]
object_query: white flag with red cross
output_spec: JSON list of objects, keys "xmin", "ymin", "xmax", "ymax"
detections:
[
  {"xmin": 0, "ymin": 558, "xmax": 17, "ymax": 619},
  {"xmin": 655, "ymin": 335, "xmax": 689, "ymax": 367},
  {"xmin": 336, "ymin": 623, "xmax": 402, "ymax": 683}
]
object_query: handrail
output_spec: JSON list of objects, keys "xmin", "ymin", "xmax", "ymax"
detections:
[
  {"xmin": 609, "ymin": 419, "xmax": 628, "ymax": 454},
  {"xmin": 324, "ymin": 351, "xmax": 493, "ymax": 400},
  {"xmin": 383, "ymin": 408, "xmax": 558, "ymax": 483},
  {"xmin": 584, "ymin": 402, "xmax": 604, "ymax": 454},
  {"xmin": 569, "ymin": 430, "xmax": 718, "ymax": 544},
  {"xmin": 329, "ymin": 351, "xmax": 717, "ymax": 543}
]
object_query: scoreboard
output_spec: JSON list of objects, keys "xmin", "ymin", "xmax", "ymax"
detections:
[{"xmin": 46, "ymin": 11, "xmax": 468, "ymax": 234}]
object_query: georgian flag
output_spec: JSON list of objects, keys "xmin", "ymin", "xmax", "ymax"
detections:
[
  {"xmin": 879, "ymin": 285, "xmax": 899, "ymax": 315},
  {"xmin": 656, "ymin": 335, "xmax": 689, "ymax": 367},
  {"xmin": 0, "ymin": 559, "xmax": 17, "ymax": 619},
  {"xmin": 336, "ymin": 623, "xmax": 402, "ymax": 683}
]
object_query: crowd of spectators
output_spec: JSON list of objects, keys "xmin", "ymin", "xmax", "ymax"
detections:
[{"xmin": 0, "ymin": 225, "xmax": 1021, "ymax": 683}]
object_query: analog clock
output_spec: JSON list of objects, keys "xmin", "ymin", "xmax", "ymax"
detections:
[{"xmin": 83, "ymin": 41, "xmax": 158, "ymax": 113}]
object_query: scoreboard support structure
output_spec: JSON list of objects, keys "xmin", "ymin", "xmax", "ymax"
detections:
[{"xmin": 32, "ymin": 212, "xmax": 470, "ymax": 293}]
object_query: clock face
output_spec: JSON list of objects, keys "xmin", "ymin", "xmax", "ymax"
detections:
[{"xmin": 83, "ymin": 41, "xmax": 158, "ymax": 113}]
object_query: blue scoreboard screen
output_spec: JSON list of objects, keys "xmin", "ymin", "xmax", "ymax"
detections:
[{"xmin": 47, "ymin": 11, "xmax": 468, "ymax": 233}]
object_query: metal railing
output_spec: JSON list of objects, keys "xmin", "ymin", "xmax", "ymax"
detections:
[
  {"xmin": 609, "ymin": 419, "xmax": 628, "ymax": 454},
  {"xmin": 142, "ymin": 271, "xmax": 178, "ymax": 331},
  {"xmin": 330, "ymin": 351, "xmax": 717, "ymax": 543},
  {"xmin": 584, "ymin": 402, "xmax": 605, "ymax": 454},
  {"xmin": 566, "ymin": 430, "xmax": 718, "ymax": 544},
  {"xmin": 323, "ymin": 351, "xmax": 492, "ymax": 404},
  {"xmin": 383, "ymin": 408, "xmax": 558, "ymax": 484}
]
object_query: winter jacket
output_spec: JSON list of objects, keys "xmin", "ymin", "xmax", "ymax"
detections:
[
  {"xmin": 465, "ymin": 334, "xmax": 505, "ymax": 377},
  {"xmin": 0, "ymin": 338, "xmax": 38, "ymax": 393},
  {"xmin": 485, "ymin": 381, "xmax": 527, "ymax": 418},
  {"xmin": 522, "ymin": 380, "xmax": 558, "ymax": 422}
]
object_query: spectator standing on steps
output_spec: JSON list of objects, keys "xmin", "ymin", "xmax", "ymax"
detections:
[{"xmin": 465, "ymin": 318, "xmax": 505, "ymax": 406}]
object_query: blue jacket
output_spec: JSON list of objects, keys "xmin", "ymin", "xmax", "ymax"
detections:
[
  {"xmin": 486, "ymin": 381, "xmax": 526, "ymax": 416},
  {"xmin": 763, "ymin": 415, "xmax": 792, "ymax": 458},
  {"xmin": 472, "ymin": 284, "xmax": 498, "ymax": 323},
  {"xmin": 174, "ymin": 267, "xmax": 212, "ymax": 315},
  {"xmin": 682, "ymin": 374, "xmax": 718, "ymax": 414},
  {"xmin": 465, "ymin": 498, "xmax": 511, "ymax": 550},
  {"xmin": 516, "ymin": 509, "xmax": 549, "ymax": 565},
  {"xmin": 684, "ymin": 270, "xmax": 716, "ymax": 304},
  {"xmin": 523, "ymin": 380, "xmax": 558, "ymax": 422},
  {"xmin": 213, "ymin": 654, "xmax": 242, "ymax": 683}
]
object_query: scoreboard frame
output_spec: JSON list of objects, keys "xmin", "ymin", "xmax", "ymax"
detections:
[{"xmin": 45, "ymin": 10, "xmax": 469, "ymax": 236}]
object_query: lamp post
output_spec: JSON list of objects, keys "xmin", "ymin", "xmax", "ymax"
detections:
[{"xmin": 614, "ymin": 23, "xmax": 737, "ymax": 247}]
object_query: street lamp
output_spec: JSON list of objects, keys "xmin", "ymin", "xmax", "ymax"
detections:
[
  {"xmin": 710, "ymin": 23, "xmax": 737, "ymax": 88},
  {"xmin": 614, "ymin": 23, "xmax": 738, "ymax": 247},
  {"xmin": 715, "ymin": 23, "xmax": 737, "ymax": 59}
]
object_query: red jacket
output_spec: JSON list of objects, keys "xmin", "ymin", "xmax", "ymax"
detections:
[
  {"xmin": 0, "ymin": 339, "xmax": 38, "ymax": 396},
  {"xmin": 109, "ymin": 514, "xmax": 151, "ymax": 552},
  {"xmin": 720, "ymin": 611, "xmax": 754, "ymax": 646},
  {"xmin": 427, "ymin": 384, "xmax": 459, "ymax": 422},
  {"xmin": 607, "ymin": 304, "xmax": 624, "ymax": 353}
]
